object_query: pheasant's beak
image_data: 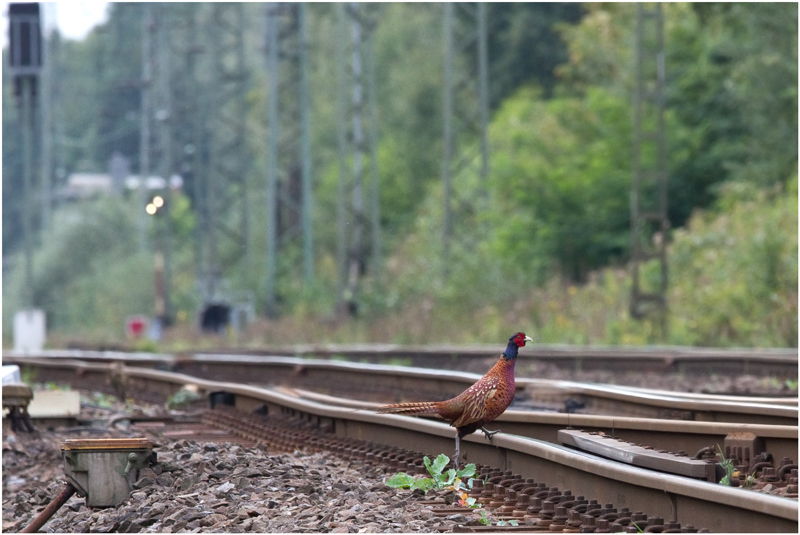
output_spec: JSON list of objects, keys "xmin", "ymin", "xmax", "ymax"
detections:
[{"xmin": 524, "ymin": 336, "xmax": 533, "ymax": 343}]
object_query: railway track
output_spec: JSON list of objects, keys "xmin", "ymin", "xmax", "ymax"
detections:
[
  {"xmin": 5, "ymin": 356, "xmax": 798, "ymax": 532},
  {"xmin": 7, "ymin": 350, "xmax": 797, "ymax": 425},
  {"xmin": 61, "ymin": 342, "xmax": 797, "ymax": 378}
]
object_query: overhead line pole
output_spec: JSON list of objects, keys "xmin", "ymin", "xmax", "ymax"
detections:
[
  {"xmin": 366, "ymin": 22, "xmax": 381, "ymax": 283},
  {"xmin": 205, "ymin": 7, "xmax": 221, "ymax": 302},
  {"xmin": 477, "ymin": 2, "xmax": 490, "ymax": 206},
  {"xmin": 346, "ymin": 2, "xmax": 365, "ymax": 314},
  {"xmin": 236, "ymin": 4, "xmax": 250, "ymax": 266},
  {"xmin": 630, "ymin": 3, "xmax": 669, "ymax": 336},
  {"xmin": 440, "ymin": 2, "xmax": 490, "ymax": 278},
  {"xmin": 184, "ymin": 6, "xmax": 206, "ymax": 299},
  {"xmin": 265, "ymin": 3, "xmax": 280, "ymax": 317},
  {"xmin": 335, "ymin": 3, "xmax": 349, "ymax": 314},
  {"xmin": 299, "ymin": 3, "xmax": 314, "ymax": 284},
  {"xmin": 441, "ymin": 3, "xmax": 454, "ymax": 277},
  {"xmin": 138, "ymin": 3, "xmax": 153, "ymax": 253},
  {"xmin": 157, "ymin": 4, "xmax": 173, "ymax": 325}
]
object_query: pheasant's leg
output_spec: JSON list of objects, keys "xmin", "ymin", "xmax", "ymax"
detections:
[
  {"xmin": 454, "ymin": 434, "xmax": 461, "ymax": 470},
  {"xmin": 481, "ymin": 427, "xmax": 500, "ymax": 441}
]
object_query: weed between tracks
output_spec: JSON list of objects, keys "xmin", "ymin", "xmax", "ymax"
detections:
[
  {"xmin": 716, "ymin": 445, "xmax": 757, "ymax": 489},
  {"xmin": 385, "ymin": 453, "xmax": 519, "ymax": 527}
]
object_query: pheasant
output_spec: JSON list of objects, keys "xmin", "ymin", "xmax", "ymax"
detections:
[{"xmin": 377, "ymin": 332, "xmax": 532, "ymax": 467}]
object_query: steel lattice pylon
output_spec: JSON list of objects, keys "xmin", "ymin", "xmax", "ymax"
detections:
[
  {"xmin": 199, "ymin": 3, "xmax": 251, "ymax": 304},
  {"xmin": 441, "ymin": 2, "xmax": 490, "ymax": 277},
  {"xmin": 264, "ymin": 2, "xmax": 314, "ymax": 317},
  {"xmin": 630, "ymin": 3, "xmax": 669, "ymax": 333},
  {"xmin": 334, "ymin": 3, "xmax": 382, "ymax": 316}
]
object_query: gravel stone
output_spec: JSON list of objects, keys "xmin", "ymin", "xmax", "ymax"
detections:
[{"xmin": 2, "ymin": 394, "xmax": 455, "ymax": 533}]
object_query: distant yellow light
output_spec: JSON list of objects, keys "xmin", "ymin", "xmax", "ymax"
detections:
[
  {"xmin": 152, "ymin": 195, "xmax": 164, "ymax": 208},
  {"xmin": 146, "ymin": 203, "xmax": 157, "ymax": 215}
]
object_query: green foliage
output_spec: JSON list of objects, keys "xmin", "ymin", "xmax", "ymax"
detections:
[
  {"xmin": 130, "ymin": 338, "xmax": 160, "ymax": 353},
  {"xmin": 3, "ymin": 196, "xmax": 142, "ymax": 332},
  {"xmin": 83, "ymin": 391, "xmax": 117, "ymax": 409},
  {"xmin": 716, "ymin": 443, "xmax": 757, "ymax": 489},
  {"xmin": 716, "ymin": 4, "xmax": 798, "ymax": 187},
  {"xmin": 166, "ymin": 386, "xmax": 203, "ymax": 410},
  {"xmin": 479, "ymin": 510, "xmax": 491, "ymax": 526},
  {"xmin": 424, "ymin": 454, "xmax": 456, "ymax": 489},
  {"xmin": 38, "ymin": 382, "xmax": 71, "ymax": 392},
  {"xmin": 385, "ymin": 454, "xmax": 477, "ymax": 495},
  {"xmin": 2, "ymin": 194, "xmax": 200, "ymax": 339},
  {"xmin": 667, "ymin": 176, "xmax": 798, "ymax": 346},
  {"xmin": 475, "ymin": 509, "xmax": 518, "ymax": 527},
  {"xmin": 2, "ymin": 51, "xmax": 24, "ymax": 257},
  {"xmin": 19, "ymin": 367, "xmax": 38, "ymax": 385},
  {"xmin": 385, "ymin": 472, "xmax": 424, "ymax": 492},
  {"xmin": 742, "ymin": 472, "xmax": 757, "ymax": 490},
  {"xmin": 487, "ymin": 86, "xmax": 635, "ymax": 282},
  {"xmin": 385, "ymin": 357, "xmax": 413, "ymax": 367},
  {"xmin": 488, "ymin": 4, "xmax": 583, "ymax": 103},
  {"xmin": 555, "ymin": 3, "xmax": 797, "ymax": 225},
  {"xmin": 368, "ymin": 3, "xmax": 797, "ymax": 347},
  {"xmin": 716, "ymin": 445, "xmax": 736, "ymax": 486}
]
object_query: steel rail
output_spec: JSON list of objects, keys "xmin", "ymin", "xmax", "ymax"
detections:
[
  {"xmin": 278, "ymin": 386, "xmax": 798, "ymax": 465},
  {"xmin": 188, "ymin": 357, "xmax": 799, "ymax": 423},
  {"xmin": 6, "ymin": 357, "xmax": 797, "ymax": 532},
  {"xmin": 197, "ymin": 342, "xmax": 798, "ymax": 361},
  {"xmin": 12, "ymin": 342, "xmax": 798, "ymax": 377},
  {"xmin": 6, "ymin": 351, "xmax": 797, "ymax": 426},
  {"xmin": 616, "ymin": 385, "xmax": 798, "ymax": 406}
]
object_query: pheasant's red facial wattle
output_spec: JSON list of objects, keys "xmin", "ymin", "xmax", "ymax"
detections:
[{"xmin": 513, "ymin": 332, "xmax": 531, "ymax": 347}]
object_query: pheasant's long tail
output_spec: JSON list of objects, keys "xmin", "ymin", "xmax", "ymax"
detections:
[{"xmin": 376, "ymin": 401, "xmax": 442, "ymax": 416}]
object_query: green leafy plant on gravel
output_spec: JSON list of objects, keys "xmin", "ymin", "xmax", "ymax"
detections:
[
  {"xmin": 479, "ymin": 510, "xmax": 490, "ymax": 526},
  {"xmin": 386, "ymin": 454, "xmax": 518, "ymax": 527},
  {"xmin": 475, "ymin": 509, "xmax": 518, "ymax": 527},
  {"xmin": 385, "ymin": 453, "xmax": 476, "ymax": 494}
]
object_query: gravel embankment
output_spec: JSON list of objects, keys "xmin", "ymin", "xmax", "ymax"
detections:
[{"xmin": 3, "ymin": 400, "xmax": 480, "ymax": 534}]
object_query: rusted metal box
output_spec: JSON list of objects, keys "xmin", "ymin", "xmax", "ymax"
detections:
[
  {"xmin": 2, "ymin": 383, "xmax": 33, "ymax": 407},
  {"xmin": 724, "ymin": 432, "xmax": 765, "ymax": 466},
  {"xmin": 61, "ymin": 438, "xmax": 157, "ymax": 507}
]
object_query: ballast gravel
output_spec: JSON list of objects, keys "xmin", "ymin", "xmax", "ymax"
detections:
[{"xmin": 3, "ymin": 429, "xmax": 472, "ymax": 533}]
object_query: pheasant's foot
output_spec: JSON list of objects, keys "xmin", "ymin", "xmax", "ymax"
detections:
[{"xmin": 481, "ymin": 427, "xmax": 500, "ymax": 441}]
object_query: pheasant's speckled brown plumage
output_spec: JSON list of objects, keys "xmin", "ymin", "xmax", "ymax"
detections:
[{"xmin": 376, "ymin": 333, "xmax": 528, "ymax": 440}]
